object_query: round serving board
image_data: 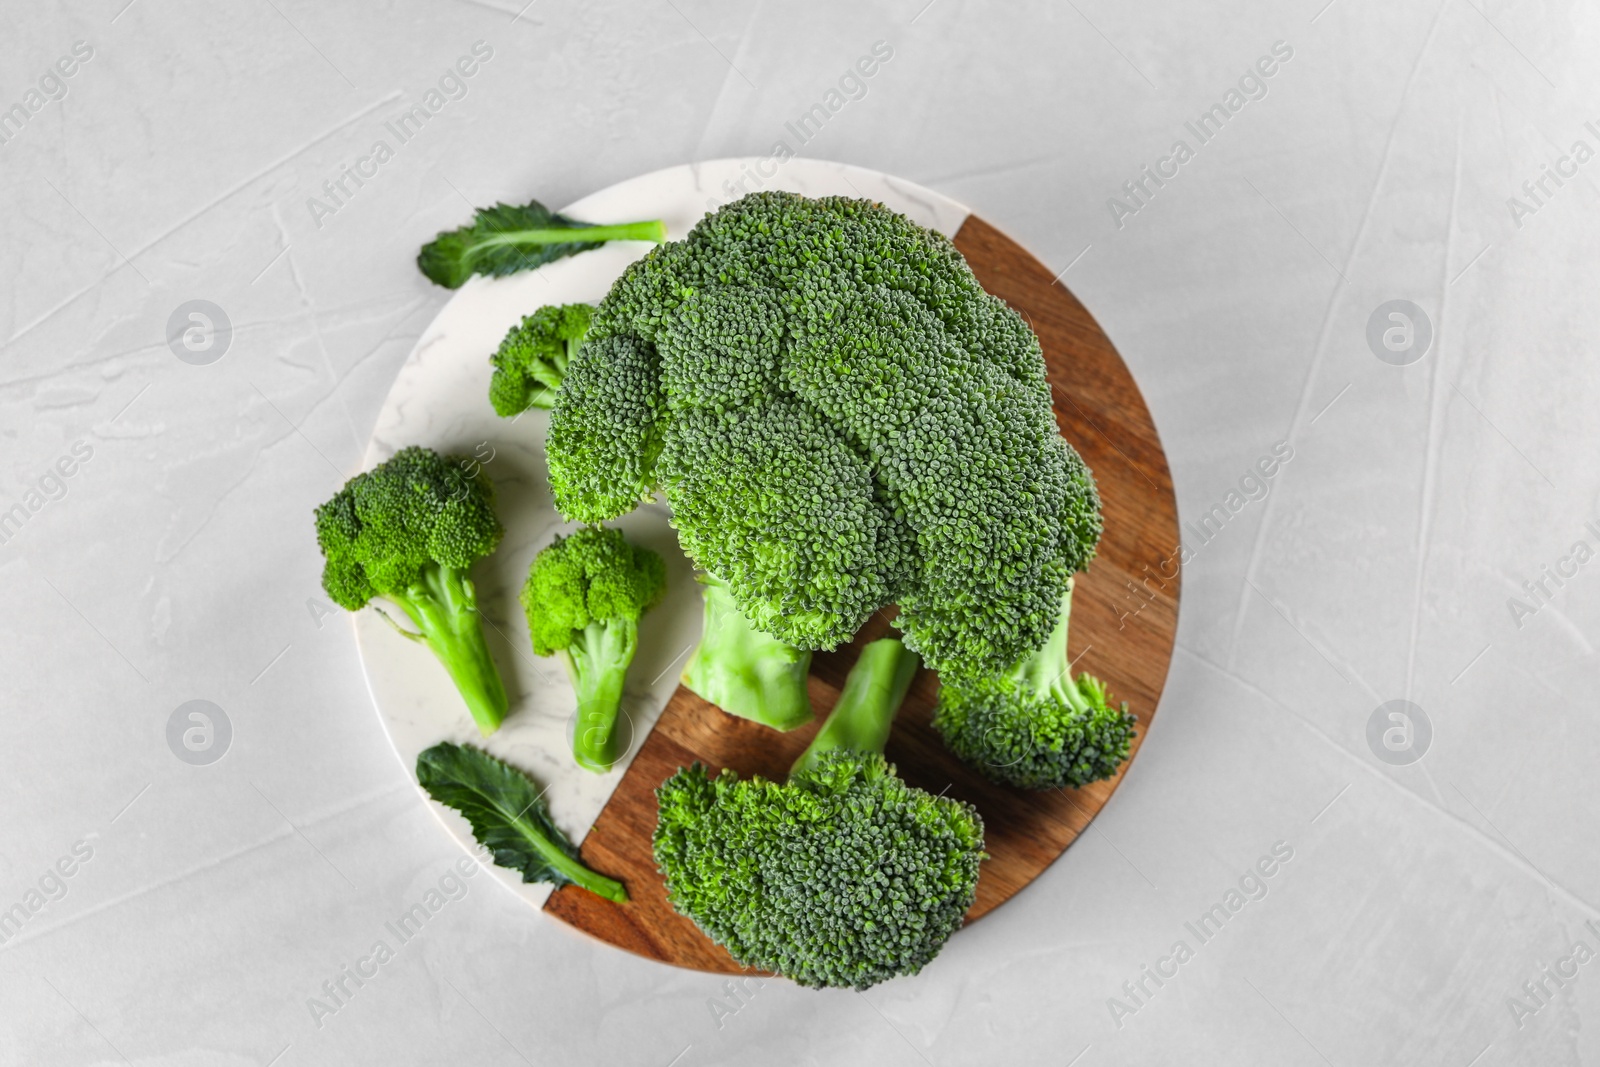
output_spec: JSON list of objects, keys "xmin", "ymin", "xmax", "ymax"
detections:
[{"xmin": 356, "ymin": 159, "xmax": 1179, "ymax": 979}]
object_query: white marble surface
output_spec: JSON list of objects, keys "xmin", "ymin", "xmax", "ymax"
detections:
[
  {"xmin": 2, "ymin": 3, "xmax": 1597, "ymax": 1065},
  {"xmin": 361, "ymin": 159, "xmax": 967, "ymax": 912}
]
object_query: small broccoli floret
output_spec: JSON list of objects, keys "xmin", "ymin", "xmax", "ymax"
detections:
[
  {"xmin": 489, "ymin": 303, "xmax": 593, "ymax": 416},
  {"xmin": 654, "ymin": 637, "xmax": 985, "ymax": 989},
  {"xmin": 546, "ymin": 191, "xmax": 1102, "ymax": 684},
  {"xmin": 680, "ymin": 572, "xmax": 814, "ymax": 730},
  {"xmin": 933, "ymin": 579, "xmax": 1136, "ymax": 790},
  {"xmin": 520, "ymin": 526, "xmax": 666, "ymax": 772},
  {"xmin": 314, "ymin": 446, "xmax": 509, "ymax": 735}
]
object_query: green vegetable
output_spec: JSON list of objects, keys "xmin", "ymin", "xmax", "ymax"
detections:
[
  {"xmin": 488, "ymin": 303, "xmax": 593, "ymax": 417},
  {"xmin": 417, "ymin": 199, "xmax": 667, "ymax": 289},
  {"xmin": 521, "ymin": 526, "xmax": 666, "ymax": 772},
  {"xmin": 546, "ymin": 191, "xmax": 1102, "ymax": 688},
  {"xmin": 681, "ymin": 572, "xmax": 813, "ymax": 730},
  {"xmin": 934, "ymin": 578, "xmax": 1136, "ymax": 789},
  {"xmin": 314, "ymin": 446, "xmax": 509, "ymax": 736},
  {"xmin": 653, "ymin": 637, "xmax": 985, "ymax": 989},
  {"xmin": 416, "ymin": 742, "xmax": 627, "ymax": 902}
]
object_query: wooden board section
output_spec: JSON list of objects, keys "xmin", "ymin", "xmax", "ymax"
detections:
[{"xmin": 544, "ymin": 214, "xmax": 1181, "ymax": 974}]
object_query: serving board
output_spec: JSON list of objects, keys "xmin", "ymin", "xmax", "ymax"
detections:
[{"xmin": 540, "ymin": 213, "xmax": 1181, "ymax": 973}]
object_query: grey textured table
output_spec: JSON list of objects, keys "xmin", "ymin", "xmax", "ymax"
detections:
[{"xmin": 2, "ymin": 2, "xmax": 1596, "ymax": 1064}]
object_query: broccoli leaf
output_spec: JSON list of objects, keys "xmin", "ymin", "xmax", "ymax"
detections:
[
  {"xmin": 415, "ymin": 742, "xmax": 627, "ymax": 901},
  {"xmin": 417, "ymin": 200, "xmax": 666, "ymax": 289}
]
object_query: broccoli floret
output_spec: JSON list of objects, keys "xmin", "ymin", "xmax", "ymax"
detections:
[
  {"xmin": 661, "ymin": 395, "xmax": 896, "ymax": 650},
  {"xmin": 933, "ymin": 578, "xmax": 1136, "ymax": 790},
  {"xmin": 314, "ymin": 446, "xmax": 509, "ymax": 735},
  {"xmin": 654, "ymin": 637, "xmax": 985, "ymax": 989},
  {"xmin": 417, "ymin": 199, "xmax": 666, "ymax": 289},
  {"xmin": 520, "ymin": 526, "xmax": 666, "ymax": 772},
  {"xmin": 489, "ymin": 303, "xmax": 593, "ymax": 416},
  {"xmin": 680, "ymin": 572, "xmax": 814, "ymax": 730},
  {"xmin": 546, "ymin": 192, "xmax": 1102, "ymax": 685},
  {"xmin": 545, "ymin": 333, "xmax": 665, "ymax": 524}
]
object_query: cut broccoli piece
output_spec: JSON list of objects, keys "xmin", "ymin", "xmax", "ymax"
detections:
[
  {"xmin": 654, "ymin": 637, "xmax": 985, "ymax": 989},
  {"xmin": 680, "ymin": 571, "xmax": 814, "ymax": 730},
  {"xmin": 417, "ymin": 199, "xmax": 666, "ymax": 289},
  {"xmin": 546, "ymin": 192, "xmax": 1102, "ymax": 686},
  {"xmin": 521, "ymin": 526, "xmax": 666, "ymax": 772},
  {"xmin": 489, "ymin": 303, "xmax": 593, "ymax": 416},
  {"xmin": 314, "ymin": 446, "xmax": 509, "ymax": 735},
  {"xmin": 933, "ymin": 578, "xmax": 1136, "ymax": 790}
]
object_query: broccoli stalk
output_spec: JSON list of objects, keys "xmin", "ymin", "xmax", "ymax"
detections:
[
  {"xmin": 521, "ymin": 526, "xmax": 666, "ymax": 772},
  {"xmin": 562, "ymin": 621, "xmax": 633, "ymax": 768},
  {"xmin": 933, "ymin": 578, "xmax": 1136, "ymax": 790},
  {"xmin": 681, "ymin": 572, "xmax": 814, "ymax": 731},
  {"xmin": 314, "ymin": 446, "xmax": 510, "ymax": 736},
  {"xmin": 654, "ymin": 636, "xmax": 985, "ymax": 989},
  {"xmin": 383, "ymin": 564, "xmax": 508, "ymax": 736},
  {"xmin": 1015, "ymin": 579, "xmax": 1096, "ymax": 712},
  {"xmin": 791, "ymin": 635, "xmax": 919, "ymax": 776}
]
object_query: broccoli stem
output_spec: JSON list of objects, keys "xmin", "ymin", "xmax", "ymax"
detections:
[
  {"xmin": 389, "ymin": 564, "xmax": 509, "ymax": 736},
  {"xmin": 1015, "ymin": 578, "xmax": 1093, "ymax": 714},
  {"xmin": 563, "ymin": 619, "xmax": 637, "ymax": 772},
  {"xmin": 792, "ymin": 637, "xmax": 920, "ymax": 777},
  {"xmin": 524, "ymin": 336, "xmax": 580, "ymax": 409},
  {"xmin": 473, "ymin": 219, "xmax": 667, "ymax": 252},
  {"xmin": 682, "ymin": 573, "xmax": 814, "ymax": 730}
]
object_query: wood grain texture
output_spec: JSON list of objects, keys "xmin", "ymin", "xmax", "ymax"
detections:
[{"xmin": 544, "ymin": 213, "xmax": 1181, "ymax": 975}]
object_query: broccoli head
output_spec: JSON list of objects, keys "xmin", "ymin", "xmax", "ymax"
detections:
[
  {"xmin": 933, "ymin": 579, "xmax": 1136, "ymax": 790},
  {"xmin": 314, "ymin": 445, "xmax": 509, "ymax": 735},
  {"xmin": 520, "ymin": 525, "xmax": 666, "ymax": 772},
  {"xmin": 654, "ymin": 637, "xmax": 985, "ymax": 989},
  {"xmin": 488, "ymin": 303, "xmax": 593, "ymax": 417},
  {"xmin": 546, "ymin": 192, "xmax": 1101, "ymax": 685}
]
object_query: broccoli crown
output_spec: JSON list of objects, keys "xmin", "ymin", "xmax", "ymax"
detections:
[
  {"xmin": 489, "ymin": 303, "xmax": 594, "ymax": 416},
  {"xmin": 652, "ymin": 750, "xmax": 984, "ymax": 989},
  {"xmin": 547, "ymin": 191, "xmax": 1101, "ymax": 679},
  {"xmin": 520, "ymin": 525, "xmax": 666, "ymax": 656},
  {"xmin": 313, "ymin": 445, "xmax": 503, "ymax": 610},
  {"xmin": 934, "ymin": 672, "xmax": 1136, "ymax": 790}
]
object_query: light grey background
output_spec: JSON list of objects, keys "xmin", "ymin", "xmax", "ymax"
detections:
[{"xmin": 2, "ymin": 0, "xmax": 1596, "ymax": 1064}]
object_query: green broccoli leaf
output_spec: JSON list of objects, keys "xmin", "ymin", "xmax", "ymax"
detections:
[
  {"xmin": 415, "ymin": 742, "xmax": 627, "ymax": 902},
  {"xmin": 417, "ymin": 200, "xmax": 666, "ymax": 289}
]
